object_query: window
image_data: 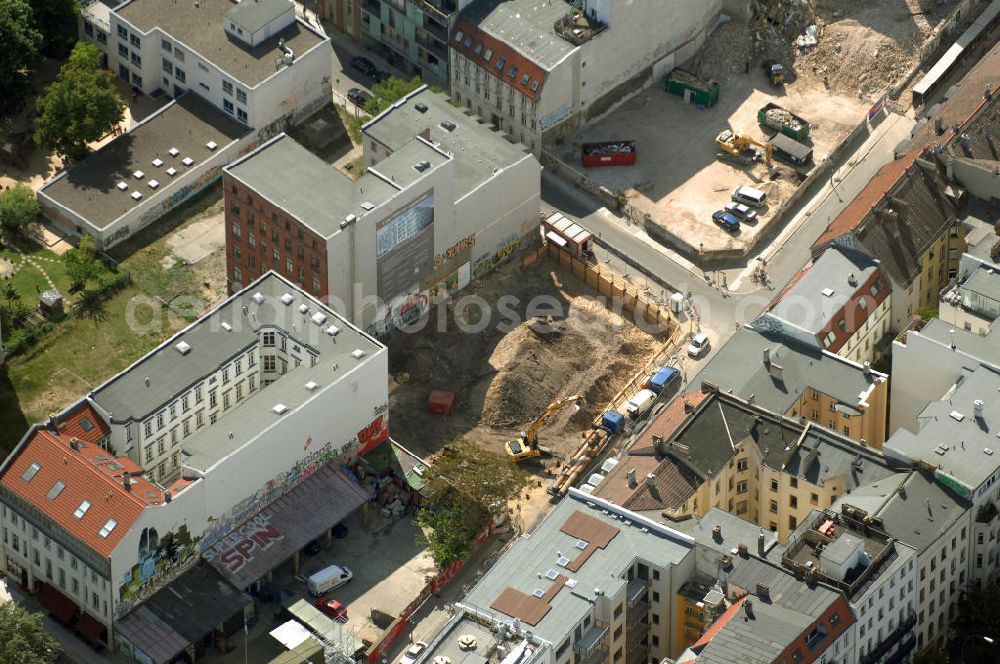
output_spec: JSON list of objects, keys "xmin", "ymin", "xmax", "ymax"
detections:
[
  {"xmin": 196, "ymin": 412, "xmax": 204, "ymax": 428},
  {"xmin": 249, "ymin": 375, "xmax": 257, "ymax": 392},
  {"xmin": 789, "ymin": 495, "xmax": 798, "ymax": 508},
  {"xmin": 130, "ymin": 33, "xmax": 140, "ymax": 47},
  {"xmin": 263, "ymin": 331, "xmax": 275, "ymax": 346},
  {"xmin": 117, "ymin": 25, "xmax": 127, "ymax": 40},
  {"xmin": 131, "ymin": 52, "xmax": 142, "ymax": 66},
  {"xmin": 237, "ymin": 109, "xmax": 248, "ymax": 124},
  {"xmin": 789, "ymin": 515, "xmax": 798, "ymax": 529},
  {"xmin": 263, "ymin": 355, "xmax": 276, "ymax": 372},
  {"xmin": 236, "ymin": 88, "xmax": 247, "ymax": 104},
  {"xmin": 790, "ymin": 477, "xmax": 798, "ymax": 488},
  {"xmin": 181, "ymin": 395, "xmax": 190, "ymax": 412},
  {"xmin": 769, "ymin": 499, "xmax": 778, "ymax": 513},
  {"xmin": 223, "ymin": 392, "xmax": 231, "ymax": 409},
  {"xmin": 770, "ymin": 479, "xmax": 779, "ymax": 492},
  {"xmin": 223, "ymin": 80, "xmax": 233, "ymax": 95},
  {"xmin": 223, "ymin": 99, "xmax": 234, "ymax": 114},
  {"xmin": 736, "ymin": 501, "xmax": 748, "ymax": 515},
  {"xmin": 175, "ymin": 68, "xmax": 186, "ymax": 83},
  {"xmin": 312, "ymin": 277, "xmax": 321, "ymax": 293},
  {"xmin": 222, "ymin": 367, "xmax": 230, "ymax": 384},
  {"xmin": 98, "ymin": 519, "xmax": 118, "ymax": 538},
  {"xmin": 84, "ymin": 21, "xmax": 93, "ymax": 36},
  {"xmin": 161, "ymin": 38, "xmax": 172, "ymax": 52},
  {"xmin": 209, "ymin": 390, "xmax": 217, "ymax": 408},
  {"xmin": 162, "ymin": 59, "xmax": 173, "ymax": 75},
  {"xmin": 74, "ymin": 500, "xmax": 91, "ymax": 519},
  {"xmin": 736, "ymin": 481, "xmax": 747, "ymax": 493},
  {"xmin": 118, "ymin": 43, "xmax": 128, "ymax": 58},
  {"xmin": 194, "ymin": 385, "xmax": 203, "ymax": 403},
  {"xmin": 21, "ymin": 462, "xmax": 41, "ymax": 482},
  {"xmin": 737, "ymin": 459, "xmax": 748, "ymax": 471},
  {"xmin": 810, "ymin": 493, "xmax": 819, "ymax": 505}
]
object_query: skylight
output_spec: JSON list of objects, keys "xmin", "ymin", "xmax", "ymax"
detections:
[
  {"xmin": 575, "ymin": 539, "xmax": 588, "ymax": 550},
  {"xmin": 21, "ymin": 462, "xmax": 41, "ymax": 482},
  {"xmin": 47, "ymin": 480, "xmax": 66, "ymax": 500},
  {"xmin": 98, "ymin": 518, "xmax": 118, "ymax": 538},
  {"xmin": 545, "ymin": 569, "xmax": 559, "ymax": 580},
  {"xmin": 80, "ymin": 417, "xmax": 94, "ymax": 432},
  {"xmin": 311, "ymin": 312, "xmax": 327, "ymax": 326},
  {"xmin": 557, "ymin": 555, "xmax": 570, "ymax": 567},
  {"xmin": 74, "ymin": 499, "xmax": 91, "ymax": 519}
]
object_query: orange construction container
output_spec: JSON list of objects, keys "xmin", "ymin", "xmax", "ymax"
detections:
[{"xmin": 427, "ymin": 390, "xmax": 456, "ymax": 416}]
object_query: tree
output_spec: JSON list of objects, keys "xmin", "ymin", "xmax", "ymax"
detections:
[
  {"xmin": 63, "ymin": 233, "xmax": 104, "ymax": 290},
  {"xmin": 416, "ymin": 439, "xmax": 529, "ymax": 569},
  {"xmin": 0, "ymin": 184, "xmax": 41, "ymax": 234},
  {"xmin": 30, "ymin": 0, "xmax": 78, "ymax": 57},
  {"xmin": 34, "ymin": 42, "xmax": 125, "ymax": 160},
  {"xmin": 365, "ymin": 76, "xmax": 425, "ymax": 115},
  {"xmin": 954, "ymin": 584, "xmax": 1000, "ymax": 661},
  {"xmin": 2, "ymin": 282, "xmax": 19, "ymax": 307},
  {"xmin": 913, "ymin": 649, "xmax": 949, "ymax": 664},
  {"xmin": 0, "ymin": 0, "xmax": 42, "ymax": 113},
  {"xmin": 0, "ymin": 602, "xmax": 60, "ymax": 663}
]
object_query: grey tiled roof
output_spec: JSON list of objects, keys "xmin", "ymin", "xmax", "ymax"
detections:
[{"xmin": 460, "ymin": 0, "xmax": 576, "ymax": 70}]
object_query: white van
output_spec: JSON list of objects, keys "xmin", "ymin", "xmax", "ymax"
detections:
[
  {"xmin": 731, "ymin": 185, "xmax": 767, "ymax": 208},
  {"xmin": 625, "ymin": 389, "xmax": 657, "ymax": 418},
  {"xmin": 306, "ymin": 564, "xmax": 353, "ymax": 596}
]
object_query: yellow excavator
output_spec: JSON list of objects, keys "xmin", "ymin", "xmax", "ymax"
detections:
[
  {"xmin": 504, "ymin": 395, "xmax": 583, "ymax": 462},
  {"xmin": 715, "ymin": 129, "xmax": 773, "ymax": 167}
]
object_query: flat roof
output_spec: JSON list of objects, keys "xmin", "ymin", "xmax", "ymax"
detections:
[
  {"xmin": 225, "ymin": 133, "xmax": 399, "ymax": 238},
  {"xmin": 687, "ymin": 507, "xmax": 785, "ymax": 562},
  {"xmin": 369, "ymin": 138, "xmax": 450, "ymax": 190},
  {"xmin": 460, "ymin": 0, "xmax": 576, "ymax": 70},
  {"xmin": 116, "ymin": 0, "xmax": 326, "ymax": 87},
  {"xmin": 691, "ymin": 327, "xmax": 885, "ymax": 413},
  {"xmin": 886, "ymin": 366, "xmax": 1000, "ymax": 493},
  {"xmin": 363, "ymin": 86, "xmax": 533, "ymax": 202},
  {"xmin": 40, "ymin": 94, "xmax": 250, "ymax": 230},
  {"xmin": 91, "ymin": 271, "xmax": 385, "ymax": 430},
  {"xmin": 918, "ymin": 317, "xmax": 1000, "ymax": 363},
  {"xmin": 962, "ymin": 268, "xmax": 1000, "ymax": 301},
  {"xmin": 420, "ymin": 615, "xmax": 500, "ymax": 664},
  {"xmin": 460, "ymin": 491, "xmax": 691, "ymax": 646},
  {"xmin": 225, "ymin": 0, "xmax": 291, "ymax": 34},
  {"xmin": 769, "ymin": 247, "xmax": 882, "ymax": 336}
]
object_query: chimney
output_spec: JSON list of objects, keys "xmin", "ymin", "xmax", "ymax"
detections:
[
  {"xmin": 653, "ymin": 434, "xmax": 667, "ymax": 458},
  {"xmin": 737, "ymin": 543, "xmax": 749, "ymax": 558},
  {"xmin": 959, "ymin": 134, "xmax": 974, "ymax": 157},
  {"xmin": 164, "ymin": 490, "xmax": 172, "ymax": 503},
  {"xmin": 986, "ymin": 85, "xmax": 993, "ymax": 101},
  {"xmin": 847, "ymin": 273, "xmax": 857, "ymax": 287},
  {"xmin": 950, "ymin": 329, "xmax": 956, "ymax": 349},
  {"xmin": 756, "ymin": 582, "xmax": 770, "ymax": 600},
  {"xmin": 757, "ymin": 529, "xmax": 766, "ymax": 556},
  {"xmin": 935, "ymin": 117, "xmax": 944, "ymax": 134},
  {"xmin": 712, "ymin": 524, "xmax": 722, "ymax": 541},
  {"xmin": 762, "ymin": 347, "xmax": 771, "ymax": 365},
  {"xmin": 626, "ymin": 468, "xmax": 637, "ymax": 489},
  {"xmin": 69, "ymin": 438, "xmax": 80, "ymax": 452},
  {"xmin": 975, "ymin": 399, "xmax": 985, "ymax": 420},
  {"xmin": 863, "ymin": 361, "xmax": 872, "ymax": 380},
  {"xmin": 144, "ymin": 377, "xmax": 150, "ymax": 387},
  {"xmin": 683, "ymin": 399, "xmax": 695, "ymax": 414},
  {"xmin": 645, "ymin": 472, "xmax": 656, "ymax": 488},
  {"xmin": 744, "ymin": 599, "xmax": 754, "ymax": 619},
  {"xmin": 768, "ymin": 363, "xmax": 784, "ymax": 383},
  {"xmin": 122, "ymin": 472, "xmax": 132, "ymax": 492}
]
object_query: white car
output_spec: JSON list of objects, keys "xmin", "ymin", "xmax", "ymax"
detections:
[
  {"xmin": 724, "ymin": 201, "xmax": 757, "ymax": 222},
  {"xmin": 399, "ymin": 641, "xmax": 429, "ymax": 664},
  {"xmin": 687, "ymin": 332, "xmax": 711, "ymax": 358}
]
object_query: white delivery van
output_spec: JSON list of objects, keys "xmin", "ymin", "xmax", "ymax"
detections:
[
  {"xmin": 625, "ymin": 389, "xmax": 657, "ymax": 418},
  {"xmin": 731, "ymin": 185, "xmax": 767, "ymax": 208},
  {"xmin": 306, "ymin": 564, "xmax": 353, "ymax": 596}
]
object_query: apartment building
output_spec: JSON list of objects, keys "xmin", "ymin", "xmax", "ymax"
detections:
[
  {"xmin": 450, "ymin": 0, "xmax": 722, "ymax": 154},
  {"xmin": 0, "ymin": 272, "xmax": 387, "ymax": 655},
  {"xmin": 886, "ymin": 366, "xmax": 1000, "ymax": 589},
  {"xmin": 760, "ymin": 246, "xmax": 893, "ymax": 365},
  {"xmin": 781, "ymin": 507, "xmax": 918, "ymax": 664},
  {"xmin": 81, "ymin": 0, "xmax": 331, "ymax": 133},
  {"xmin": 224, "ymin": 86, "xmax": 540, "ymax": 334},
  {"xmin": 692, "ymin": 327, "xmax": 889, "ymax": 447},
  {"xmin": 836, "ymin": 469, "xmax": 972, "ymax": 653},
  {"xmin": 454, "ymin": 489, "xmax": 695, "ymax": 664}
]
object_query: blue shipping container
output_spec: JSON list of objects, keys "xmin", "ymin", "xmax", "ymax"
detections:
[
  {"xmin": 602, "ymin": 411, "xmax": 625, "ymax": 434},
  {"xmin": 649, "ymin": 367, "xmax": 679, "ymax": 395}
]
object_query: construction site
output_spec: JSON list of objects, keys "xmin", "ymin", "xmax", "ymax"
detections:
[
  {"xmin": 387, "ymin": 251, "xmax": 673, "ymax": 485},
  {"xmin": 556, "ymin": 0, "xmax": 965, "ymax": 258}
]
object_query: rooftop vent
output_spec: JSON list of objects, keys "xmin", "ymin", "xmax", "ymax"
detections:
[
  {"xmin": 847, "ymin": 273, "xmax": 857, "ymax": 287},
  {"xmin": 414, "ymin": 102, "xmax": 428, "ymax": 113},
  {"xmin": 557, "ymin": 555, "xmax": 570, "ymax": 567},
  {"xmin": 133, "ymin": 170, "xmax": 144, "ymax": 179},
  {"xmin": 440, "ymin": 120, "xmax": 457, "ymax": 132},
  {"xmin": 413, "ymin": 160, "xmax": 431, "ymax": 172},
  {"xmin": 985, "ymin": 448, "xmax": 995, "ymax": 456},
  {"xmin": 148, "ymin": 180, "xmax": 160, "ymax": 189},
  {"xmin": 220, "ymin": 322, "xmax": 233, "ymax": 332},
  {"xmin": 175, "ymin": 340, "xmax": 192, "ymax": 355},
  {"xmin": 298, "ymin": 303, "xmax": 309, "ymax": 314},
  {"xmin": 564, "ymin": 578, "xmax": 578, "ymax": 588},
  {"xmin": 326, "ymin": 325, "xmax": 340, "ymax": 337},
  {"xmin": 273, "ymin": 404, "xmax": 289, "ymax": 415},
  {"xmin": 360, "ymin": 201, "xmax": 375, "ymax": 211},
  {"xmin": 166, "ymin": 167, "xmax": 177, "ymax": 176},
  {"xmin": 182, "ymin": 157, "xmax": 194, "ymax": 167},
  {"xmin": 116, "ymin": 181, "xmax": 128, "ymax": 191},
  {"xmin": 351, "ymin": 349, "xmax": 366, "ymax": 359},
  {"xmin": 206, "ymin": 141, "xmax": 218, "ymax": 151},
  {"xmin": 821, "ymin": 287, "xmax": 835, "ymax": 297},
  {"xmin": 311, "ymin": 312, "xmax": 327, "ymax": 326},
  {"xmin": 934, "ymin": 444, "xmax": 948, "ymax": 456},
  {"xmin": 131, "ymin": 191, "xmax": 143, "ymax": 201},
  {"xmin": 152, "ymin": 158, "xmax": 163, "ymax": 167},
  {"xmin": 280, "ymin": 293, "xmax": 294, "ymax": 306},
  {"xmin": 545, "ymin": 569, "xmax": 559, "ymax": 580},
  {"xmin": 168, "ymin": 147, "xmax": 180, "ymax": 157},
  {"xmin": 575, "ymin": 539, "xmax": 588, "ymax": 550},
  {"xmin": 305, "ymin": 381, "xmax": 319, "ymax": 392},
  {"xmin": 251, "ymin": 292, "xmax": 264, "ymax": 304},
  {"xmin": 531, "ymin": 589, "xmax": 544, "ymax": 598},
  {"xmin": 950, "ymin": 410, "xmax": 966, "ymax": 422}
]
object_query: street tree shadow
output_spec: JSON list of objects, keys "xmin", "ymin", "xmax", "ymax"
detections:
[{"xmin": 75, "ymin": 289, "xmax": 110, "ymax": 324}]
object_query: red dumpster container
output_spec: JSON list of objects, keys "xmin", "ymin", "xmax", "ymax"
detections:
[{"xmin": 428, "ymin": 390, "xmax": 456, "ymax": 416}]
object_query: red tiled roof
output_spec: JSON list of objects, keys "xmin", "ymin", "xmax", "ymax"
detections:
[
  {"xmin": 820, "ymin": 268, "xmax": 891, "ymax": 354},
  {"xmin": 811, "ymin": 149, "xmax": 921, "ymax": 252},
  {"xmin": 452, "ymin": 17, "xmax": 547, "ymax": 103},
  {"xmin": 57, "ymin": 402, "xmax": 111, "ymax": 445},
  {"xmin": 0, "ymin": 427, "xmax": 158, "ymax": 558}
]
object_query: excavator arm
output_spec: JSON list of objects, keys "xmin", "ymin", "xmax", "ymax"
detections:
[{"xmin": 505, "ymin": 395, "xmax": 583, "ymax": 462}]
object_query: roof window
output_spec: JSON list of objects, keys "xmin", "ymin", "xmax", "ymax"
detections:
[
  {"xmin": 463, "ymin": 36, "xmax": 473, "ymax": 48},
  {"xmin": 116, "ymin": 182, "xmax": 128, "ymax": 191},
  {"xmin": 148, "ymin": 180, "xmax": 160, "ymax": 189},
  {"xmin": 273, "ymin": 404, "xmax": 289, "ymax": 415},
  {"xmin": 311, "ymin": 312, "xmax": 327, "ymax": 326},
  {"xmin": 280, "ymin": 293, "xmax": 294, "ymax": 305},
  {"xmin": 98, "ymin": 518, "xmax": 118, "ymax": 538},
  {"xmin": 152, "ymin": 158, "xmax": 163, "ymax": 167},
  {"xmin": 521, "ymin": 74, "xmax": 530, "ymax": 86},
  {"xmin": 454, "ymin": 30, "xmax": 463, "ymax": 43},
  {"xmin": 175, "ymin": 340, "xmax": 192, "ymax": 355},
  {"xmin": 182, "ymin": 157, "xmax": 194, "ymax": 167},
  {"xmin": 351, "ymin": 349, "xmax": 366, "ymax": 359},
  {"xmin": 531, "ymin": 80, "xmax": 539, "ymax": 92},
  {"xmin": 206, "ymin": 140, "xmax": 218, "ymax": 151},
  {"xmin": 133, "ymin": 170, "xmax": 144, "ymax": 180},
  {"xmin": 131, "ymin": 191, "xmax": 143, "ymax": 201},
  {"xmin": 484, "ymin": 48, "xmax": 493, "ymax": 62},
  {"xmin": 496, "ymin": 56, "xmax": 505, "ymax": 70},
  {"xmin": 21, "ymin": 462, "xmax": 41, "ymax": 482},
  {"xmin": 166, "ymin": 167, "xmax": 177, "ymax": 176},
  {"xmin": 47, "ymin": 480, "xmax": 66, "ymax": 500},
  {"xmin": 74, "ymin": 500, "xmax": 91, "ymax": 519},
  {"xmin": 326, "ymin": 325, "xmax": 340, "ymax": 337},
  {"xmin": 474, "ymin": 43, "xmax": 483, "ymax": 55},
  {"xmin": 80, "ymin": 417, "xmax": 94, "ymax": 433},
  {"xmin": 168, "ymin": 147, "xmax": 180, "ymax": 157},
  {"xmin": 508, "ymin": 65, "xmax": 518, "ymax": 77}
]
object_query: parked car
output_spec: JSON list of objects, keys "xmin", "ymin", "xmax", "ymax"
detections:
[
  {"xmin": 315, "ymin": 597, "xmax": 349, "ymax": 622},
  {"xmin": 399, "ymin": 641, "xmax": 429, "ymax": 664},
  {"xmin": 724, "ymin": 201, "xmax": 757, "ymax": 222},
  {"xmin": 349, "ymin": 56, "xmax": 378, "ymax": 77},
  {"xmin": 711, "ymin": 210, "xmax": 741, "ymax": 233},
  {"xmin": 624, "ymin": 388, "xmax": 657, "ymax": 419},
  {"xmin": 303, "ymin": 540, "xmax": 322, "ymax": 556},
  {"xmin": 332, "ymin": 522, "xmax": 349, "ymax": 539},
  {"xmin": 731, "ymin": 185, "xmax": 767, "ymax": 208},
  {"xmin": 307, "ymin": 564, "xmax": 353, "ymax": 596},
  {"xmin": 687, "ymin": 332, "xmax": 711, "ymax": 358},
  {"xmin": 346, "ymin": 88, "xmax": 371, "ymax": 107}
]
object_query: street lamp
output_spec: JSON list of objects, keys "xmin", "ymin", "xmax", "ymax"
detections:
[{"xmin": 962, "ymin": 635, "xmax": 995, "ymax": 663}]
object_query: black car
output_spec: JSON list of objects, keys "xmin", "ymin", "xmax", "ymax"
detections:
[
  {"xmin": 303, "ymin": 540, "xmax": 322, "ymax": 555},
  {"xmin": 349, "ymin": 56, "xmax": 378, "ymax": 78},
  {"xmin": 346, "ymin": 88, "xmax": 371, "ymax": 107},
  {"xmin": 332, "ymin": 523, "xmax": 349, "ymax": 539}
]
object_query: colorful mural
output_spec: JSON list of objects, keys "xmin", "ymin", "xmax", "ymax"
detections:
[
  {"xmin": 201, "ymin": 514, "xmax": 285, "ymax": 574},
  {"xmin": 117, "ymin": 524, "xmax": 199, "ymax": 616},
  {"xmin": 429, "ymin": 262, "xmax": 471, "ymax": 304},
  {"xmin": 369, "ymin": 290, "xmax": 431, "ymax": 338},
  {"xmin": 473, "ymin": 235, "xmax": 521, "ymax": 279},
  {"xmin": 435, "ymin": 234, "xmax": 476, "ymax": 268}
]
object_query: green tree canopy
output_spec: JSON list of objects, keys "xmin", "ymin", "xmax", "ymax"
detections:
[
  {"xmin": 0, "ymin": 0, "xmax": 42, "ymax": 113},
  {"xmin": 0, "ymin": 602, "xmax": 61, "ymax": 663},
  {"xmin": 954, "ymin": 583, "xmax": 1000, "ymax": 660},
  {"xmin": 63, "ymin": 233, "xmax": 104, "ymax": 290},
  {"xmin": 31, "ymin": 0, "xmax": 78, "ymax": 57},
  {"xmin": 34, "ymin": 42, "xmax": 125, "ymax": 160},
  {"xmin": 0, "ymin": 183, "xmax": 41, "ymax": 234}
]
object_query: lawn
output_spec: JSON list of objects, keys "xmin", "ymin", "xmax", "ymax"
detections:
[
  {"xmin": 0, "ymin": 184, "xmax": 226, "ymax": 454},
  {"xmin": 0, "ymin": 235, "xmax": 73, "ymax": 302}
]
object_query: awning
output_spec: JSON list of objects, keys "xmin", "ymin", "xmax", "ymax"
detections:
[
  {"xmin": 37, "ymin": 583, "xmax": 78, "ymax": 625},
  {"xmin": 204, "ymin": 464, "xmax": 370, "ymax": 588},
  {"xmin": 545, "ymin": 230, "xmax": 568, "ymax": 247},
  {"xmin": 115, "ymin": 605, "xmax": 189, "ymax": 664},
  {"xmin": 270, "ymin": 620, "xmax": 313, "ymax": 649},
  {"xmin": 285, "ymin": 598, "xmax": 364, "ymax": 658},
  {"xmin": 75, "ymin": 611, "xmax": 107, "ymax": 647}
]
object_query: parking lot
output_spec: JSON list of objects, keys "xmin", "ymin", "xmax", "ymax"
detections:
[{"xmin": 556, "ymin": 67, "xmax": 866, "ymax": 256}]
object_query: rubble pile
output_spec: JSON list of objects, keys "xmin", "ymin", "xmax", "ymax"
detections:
[{"xmin": 765, "ymin": 107, "xmax": 806, "ymax": 130}]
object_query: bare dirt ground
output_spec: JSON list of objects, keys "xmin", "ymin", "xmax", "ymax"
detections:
[{"xmin": 388, "ymin": 256, "xmax": 666, "ymax": 472}]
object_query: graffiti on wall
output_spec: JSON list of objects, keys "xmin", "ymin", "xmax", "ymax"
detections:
[
  {"xmin": 162, "ymin": 165, "xmax": 223, "ymax": 213},
  {"xmin": 429, "ymin": 262, "xmax": 471, "ymax": 305},
  {"xmin": 117, "ymin": 524, "xmax": 200, "ymax": 617},
  {"xmin": 473, "ymin": 235, "xmax": 521, "ymax": 279},
  {"xmin": 369, "ymin": 290, "xmax": 431, "ymax": 338},
  {"xmin": 103, "ymin": 225, "xmax": 132, "ymax": 249},
  {"xmin": 356, "ymin": 412, "xmax": 390, "ymax": 456},
  {"xmin": 201, "ymin": 513, "xmax": 285, "ymax": 574},
  {"xmin": 435, "ymin": 234, "xmax": 476, "ymax": 268}
]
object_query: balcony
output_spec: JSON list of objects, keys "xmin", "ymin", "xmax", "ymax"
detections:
[
  {"xmin": 860, "ymin": 613, "xmax": 916, "ymax": 664},
  {"xmin": 553, "ymin": 12, "xmax": 606, "ymax": 46},
  {"xmin": 575, "ymin": 623, "xmax": 609, "ymax": 664}
]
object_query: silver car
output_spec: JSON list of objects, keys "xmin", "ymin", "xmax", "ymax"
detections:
[{"xmin": 724, "ymin": 201, "xmax": 757, "ymax": 222}]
